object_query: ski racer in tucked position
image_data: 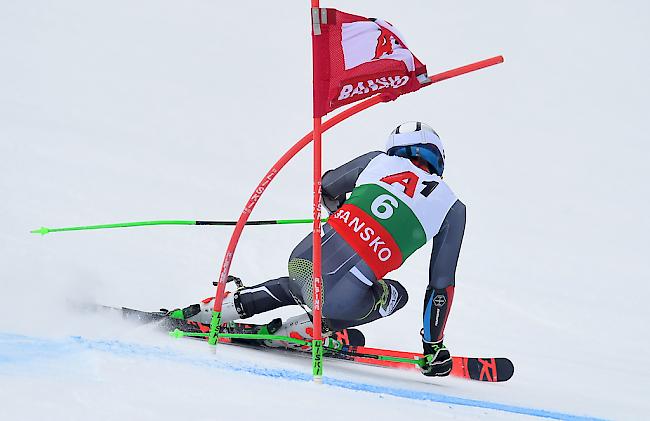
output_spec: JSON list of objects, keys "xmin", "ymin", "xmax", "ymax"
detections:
[{"xmin": 174, "ymin": 121, "xmax": 465, "ymax": 377}]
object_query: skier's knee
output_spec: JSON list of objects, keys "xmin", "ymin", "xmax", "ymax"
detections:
[
  {"xmin": 388, "ymin": 279, "xmax": 409, "ymax": 312},
  {"xmin": 375, "ymin": 278, "xmax": 408, "ymax": 316}
]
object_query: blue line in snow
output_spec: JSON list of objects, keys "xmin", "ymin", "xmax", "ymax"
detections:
[{"xmin": 0, "ymin": 332, "xmax": 605, "ymax": 421}]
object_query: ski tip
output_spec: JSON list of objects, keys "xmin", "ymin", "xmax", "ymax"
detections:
[
  {"xmin": 169, "ymin": 329, "xmax": 185, "ymax": 339},
  {"xmin": 451, "ymin": 357, "xmax": 515, "ymax": 382},
  {"xmin": 478, "ymin": 357, "xmax": 514, "ymax": 382},
  {"xmin": 499, "ymin": 358, "xmax": 515, "ymax": 381}
]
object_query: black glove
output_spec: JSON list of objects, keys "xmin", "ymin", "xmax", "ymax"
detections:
[
  {"xmin": 420, "ymin": 338, "xmax": 452, "ymax": 377},
  {"xmin": 321, "ymin": 191, "xmax": 345, "ymax": 214}
]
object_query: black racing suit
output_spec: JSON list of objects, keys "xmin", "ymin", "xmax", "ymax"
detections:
[{"xmin": 235, "ymin": 152, "xmax": 465, "ymax": 338}]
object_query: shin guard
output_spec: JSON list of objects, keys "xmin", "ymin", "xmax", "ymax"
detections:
[{"xmin": 422, "ymin": 285, "xmax": 454, "ymax": 343}]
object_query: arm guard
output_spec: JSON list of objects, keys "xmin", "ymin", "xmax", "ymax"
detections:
[{"xmin": 422, "ymin": 200, "xmax": 466, "ymax": 343}]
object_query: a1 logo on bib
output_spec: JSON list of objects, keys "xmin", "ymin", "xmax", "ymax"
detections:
[
  {"xmin": 380, "ymin": 171, "xmax": 439, "ymax": 198},
  {"xmin": 381, "ymin": 171, "xmax": 418, "ymax": 198}
]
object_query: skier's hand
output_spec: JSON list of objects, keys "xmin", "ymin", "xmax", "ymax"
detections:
[
  {"xmin": 321, "ymin": 192, "xmax": 345, "ymax": 214},
  {"xmin": 420, "ymin": 340, "xmax": 452, "ymax": 377}
]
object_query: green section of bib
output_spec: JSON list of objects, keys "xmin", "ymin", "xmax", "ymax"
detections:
[{"xmin": 346, "ymin": 183, "xmax": 427, "ymax": 260}]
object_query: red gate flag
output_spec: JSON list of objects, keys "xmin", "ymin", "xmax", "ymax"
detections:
[{"xmin": 312, "ymin": 8, "xmax": 431, "ymax": 118}]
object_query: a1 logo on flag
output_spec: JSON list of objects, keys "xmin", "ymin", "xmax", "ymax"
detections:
[
  {"xmin": 341, "ymin": 20, "xmax": 415, "ymax": 72},
  {"xmin": 312, "ymin": 9, "xmax": 429, "ymax": 118}
]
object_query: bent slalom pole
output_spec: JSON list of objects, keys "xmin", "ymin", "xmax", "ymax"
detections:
[{"xmin": 30, "ymin": 218, "xmax": 327, "ymax": 236}]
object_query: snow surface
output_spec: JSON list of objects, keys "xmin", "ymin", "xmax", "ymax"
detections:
[{"xmin": 1, "ymin": 1, "xmax": 649, "ymax": 420}]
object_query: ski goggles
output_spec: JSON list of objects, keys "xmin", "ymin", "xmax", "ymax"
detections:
[{"xmin": 387, "ymin": 143, "xmax": 444, "ymax": 176}]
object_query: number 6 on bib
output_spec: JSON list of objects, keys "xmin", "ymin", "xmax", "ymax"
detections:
[{"xmin": 371, "ymin": 194, "xmax": 399, "ymax": 219}]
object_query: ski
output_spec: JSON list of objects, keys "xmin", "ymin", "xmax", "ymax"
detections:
[
  {"xmin": 89, "ymin": 304, "xmax": 365, "ymax": 347},
  {"xmin": 89, "ymin": 304, "xmax": 513, "ymax": 382},
  {"xmin": 343, "ymin": 346, "xmax": 514, "ymax": 382}
]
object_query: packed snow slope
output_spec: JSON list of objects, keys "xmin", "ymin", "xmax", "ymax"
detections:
[{"xmin": 1, "ymin": 1, "xmax": 649, "ymax": 420}]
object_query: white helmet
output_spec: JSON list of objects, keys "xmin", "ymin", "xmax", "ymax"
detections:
[{"xmin": 386, "ymin": 121, "xmax": 445, "ymax": 175}]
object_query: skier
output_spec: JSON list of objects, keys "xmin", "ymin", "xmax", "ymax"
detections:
[{"xmin": 173, "ymin": 121, "xmax": 465, "ymax": 377}]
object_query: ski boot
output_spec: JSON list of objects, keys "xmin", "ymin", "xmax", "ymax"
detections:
[
  {"xmin": 264, "ymin": 313, "xmax": 343, "ymax": 351},
  {"xmin": 166, "ymin": 275, "xmax": 248, "ymax": 324},
  {"xmin": 420, "ymin": 339, "xmax": 453, "ymax": 377}
]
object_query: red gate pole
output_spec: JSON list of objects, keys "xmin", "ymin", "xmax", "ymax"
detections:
[
  {"xmin": 311, "ymin": 115, "xmax": 324, "ymax": 381},
  {"xmin": 206, "ymin": 95, "xmax": 384, "ymax": 347},
  {"xmin": 310, "ymin": 0, "xmax": 325, "ymax": 382}
]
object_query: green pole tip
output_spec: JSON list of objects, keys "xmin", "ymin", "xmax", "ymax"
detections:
[
  {"xmin": 31, "ymin": 227, "xmax": 50, "ymax": 235},
  {"xmin": 169, "ymin": 329, "xmax": 185, "ymax": 339}
]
